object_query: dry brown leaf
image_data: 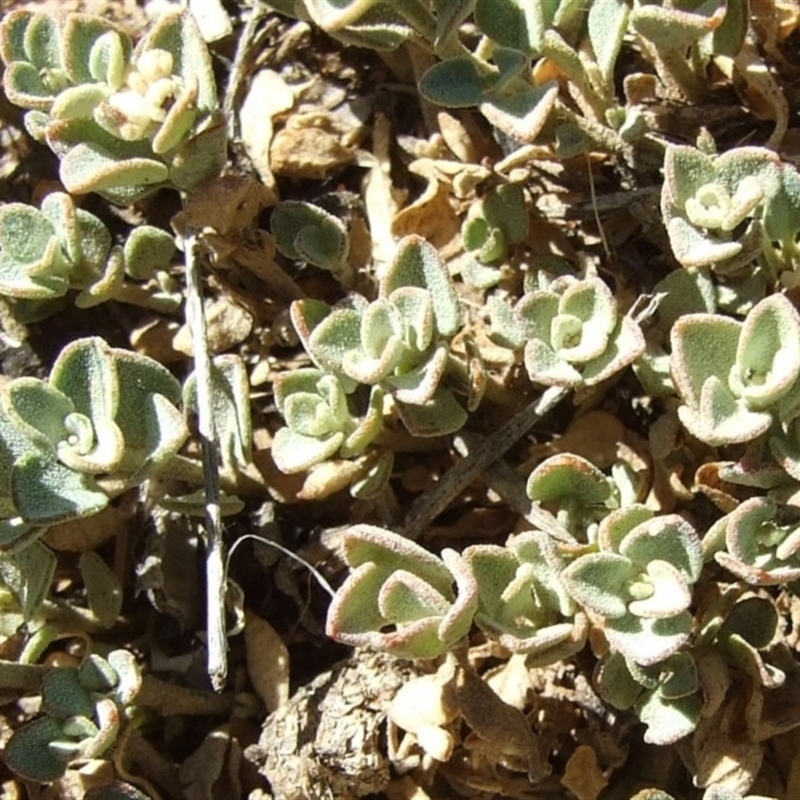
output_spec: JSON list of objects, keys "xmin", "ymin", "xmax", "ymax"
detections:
[
  {"xmin": 245, "ymin": 608, "xmax": 290, "ymax": 714},
  {"xmin": 174, "ymin": 175, "xmax": 275, "ymax": 236},
  {"xmin": 391, "ymin": 169, "xmax": 460, "ymax": 252},
  {"xmin": 561, "ymin": 745, "xmax": 608, "ymax": 800},
  {"xmin": 173, "ymin": 296, "xmax": 253, "ymax": 356},
  {"xmin": 130, "ymin": 316, "xmax": 185, "ymax": 364},
  {"xmin": 239, "ymin": 69, "xmax": 296, "ymax": 190},
  {"xmin": 455, "ymin": 659, "xmax": 544, "ymax": 780},
  {"xmin": 484, "ymin": 654, "xmax": 532, "ymax": 711}
]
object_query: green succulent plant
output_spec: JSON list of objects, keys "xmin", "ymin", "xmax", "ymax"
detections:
[
  {"xmin": 0, "ymin": 9, "xmax": 226, "ymax": 204},
  {"xmin": 289, "ymin": 235, "xmax": 468, "ymax": 437},
  {"xmin": 630, "ymin": 0, "xmax": 748, "ymax": 102},
  {"xmin": 706, "ymin": 497, "xmax": 800, "ymax": 586},
  {"xmin": 661, "ymin": 144, "xmax": 800, "ymax": 280},
  {"xmin": 525, "ymin": 453, "xmax": 620, "ymax": 544},
  {"xmin": 3, "ymin": 649, "xmax": 141, "ymax": 782},
  {"xmin": 271, "ymin": 200, "xmax": 350, "ymax": 274},
  {"xmin": 461, "ymin": 183, "xmax": 529, "ymax": 264},
  {"xmin": 0, "ymin": 337, "xmax": 187, "ymax": 551},
  {"xmin": 0, "ymin": 192, "xmax": 175, "ymax": 307},
  {"xmin": 669, "ymin": 293, "xmax": 800, "ymax": 446},
  {"xmin": 462, "ymin": 529, "xmax": 587, "ymax": 664},
  {"xmin": 325, "ymin": 524, "xmax": 478, "ymax": 659},
  {"xmin": 595, "ymin": 649, "xmax": 702, "ymax": 745},
  {"xmin": 561, "ymin": 505, "xmax": 703, "ymax": 665},
  {"xmin": 490, "ymin": 275, "xmax": 645, "ymax": 389},
  {"xmin": 271, "ymin": 368, "xmax": 384, "ymax": 474}
]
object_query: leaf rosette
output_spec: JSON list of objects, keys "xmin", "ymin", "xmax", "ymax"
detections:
[
  {"xmin": 291, "ymin": 235, "xmax": 468, "ymax": 437},
  {"xmin": 562, "ymin": 506, "xmax": 703, "ymax": 665},
  {"xmin": 670, "ymin": 293, "xmax": 800, "ymax": 446},
  {"xmin": 0, "ymin": 9, "xmax": 226, "ymax": 204},
  {"xmin": 490, "ymin": 276, "xmax": 645, "ymax": 388},
  {"xmin": 325, "ymin": 525, "xmax": 478, "ymax": 659},
  {"xmin": 463, "ymin": 530, "xmax": 587, "ymax": 664}
]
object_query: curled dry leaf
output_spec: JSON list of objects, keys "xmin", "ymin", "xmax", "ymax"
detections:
[{"xmin": 244, "ymin": 608, "xmax": 290, "ymax": 714}]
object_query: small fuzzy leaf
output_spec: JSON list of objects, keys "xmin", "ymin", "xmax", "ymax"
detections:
[
  {"xmin": 2, "ymin": 61, "xmax": 58, "ymax": 108},
  {"xmin": 0, "ymin": 203, "xmax": 59, "ymax": 270},
  {"xmin": 123, "ymin": 225, "xmax": 175, "ymax": 280},
  {"xmin": 140, "ymin": 10, "xmax": 218, "ymax": 111},
  {"xmin": 604, "ymin": 612, "xmax": 692, "ymax": 666},
  {"xmin": 595, "ymin": 651, "xmax": 641, "ymax": 710},
  {"xmin": 474, "ymin": 0, "xmax": 548, "ymax": 54},
  {"xmin": 50, "ymin": 337, "xmax": 118, "ymax": 425},
  {"xmin": 167, "ymin": 113, "xmax": 228, "ymax": 192},
  {"xmin": 79, "ymin": 654, "xmax": 119, "ymax": 693},
  {"xmin": 272, "ymin": 201, "xmax": 349, "ymax": 271},
  {"xmin": 11, "ymin": 451, "xmax": 108, "ymax": 525},
  {"xmin": 4, "ymin": 716, "xmax": 68, "ymax": 781},
  {"xmin": 0, "ymin": 10, "xmax": 33, "ymax": 64},
  {"xmin": 635, "ymin": 689, "xmax": 702, "ymax": 745},
  {"xmin": 720, "ymin": 596, "xmax": 778, "ymax": 650},
  {"xmin": 6, "ymin": 378, "xmax": 73, "ymax": 453},
  {"xmin": 395, "ymin": 385, "xmax": 468, "ymax": 437},
  {"xmin": 385, "ymin": 343, "xmax": 448, "ymax": 405},
  {"xmin": 524, "ymin": 338, "xmax": 582, "ymax": 386},
  {"xmin": 271, "ymin": 428, "xmax": 345, "ymax": 473},
  {"xmin": 620, "ymin": 515, "xmax": 703, "ymax": 585},
  {"xmin": 479, "ymin": 82, "xmax": 558, "ymax": 143},
  {"xmin": 665, "ymin": 216, "xmax": 744, "ymax": 269},
  {"xmin": 730, "ymin": 293, "xmax": 800, "ymax": 409},
  {"xmin": 0, "ymin": 540, "xmax": 56, "ymax": 619},
  {"xmin": 62, "ymin": 13, "xmax": 130, "ymax": 85},
  {"xmin": 382, "ymin": 235, "xmax": 461, "ymax": 337},
  {"xmin": 588, "ymin": 0, "xmax": 629, "ymax": 82},
  {"xmin": 151, "ymin": 80, "xmax": 199, "ymax": 155},
  {"xmin": 526, "ymin": 453, "xmax": 613, "ymax": 507},
  {"xmin": 670, "ymin": 313, "xmax": 741, "ymax": 409},
  {"xmin": 50, "ymin": 84, "xmax": 112, "ymax": 121},
  {"xmin": 418, "ymin": 57, "xmax": 490, "ymax": 108},
  {"xmin": 342, "ymin": 524, "xmax": 453, "ymax": 590},
  {"xmin": 88, "ymin": 30, "xmax": 128, "ymax": 87},
  {"xmin": 59, "ymin": 143, "xmax": 169, "ymax": 196},
  {"xmin": 42, "ymin": 666, "xmax": 94, "ymax": 719},
  {"xmin": 579, "ymin": 316, "xmax": 646, "ymax": 386},
  {"xmin": 679, "ymin": 375, "xmax": 773, "ymax": 446},
  {"xmin": 561, "ymin": 552, "xmax": 632, "ymax": 618},
  {"xmin": 23, "ymin": 13, "xmax": 62, "ymax": 69},
  {"xmin": 378, "ymin": 569, "xmax": 451, "ymax": 621},
  {"xmin": 482, "ymin": 183, "xmax": 528, "ymax": 245},
  {"xmin": 307, "ymin": 308, "xmax": 363, "ymax": 375}
]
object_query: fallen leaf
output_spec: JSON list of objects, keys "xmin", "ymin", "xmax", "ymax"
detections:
[{"xmin": 245, "ymin": 608, "xmax": 290, "ymax": 714}]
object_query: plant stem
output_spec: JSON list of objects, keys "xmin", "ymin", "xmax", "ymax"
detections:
[
  {"xmin": 184, "ymin": 229, "xmax": 227, "ymax": 692},
  {"xmin": 402, "ymin": 385, "xmax": 569, "ymax": 539}
]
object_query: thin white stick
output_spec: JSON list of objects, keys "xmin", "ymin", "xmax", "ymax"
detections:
[{"xmin": 184, "ymin": 229, "xmax": 227, "ymax": 691}]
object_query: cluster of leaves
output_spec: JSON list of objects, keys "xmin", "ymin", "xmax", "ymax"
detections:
[
  {"xmin": 325, "ymin": 453, "xmax": 787, "ymax": 747},
  {"xmin": 0, "ymin": 191, "xmax": 175, "ymax": 307},
  {"xmin": 0, "ymin": 9, "xmax": 226, "ymax": 204},
  {"xmin": 5, "ymin": 0, "xmax": 800, "ymax": 797},
  {"xmin": 4, "ymin": 649, "xmax": 141, "ymax": 782},
  {"xmin": 271, "ymin": 202, "xmax": 482, "ymax": 496},
  {"xmin": 0, "ymin": 338, "xmax": 186, "ymax": 613},
  {"xmin": 260, "ymin": 0, "xmax": 748, "ymax": 153}
]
